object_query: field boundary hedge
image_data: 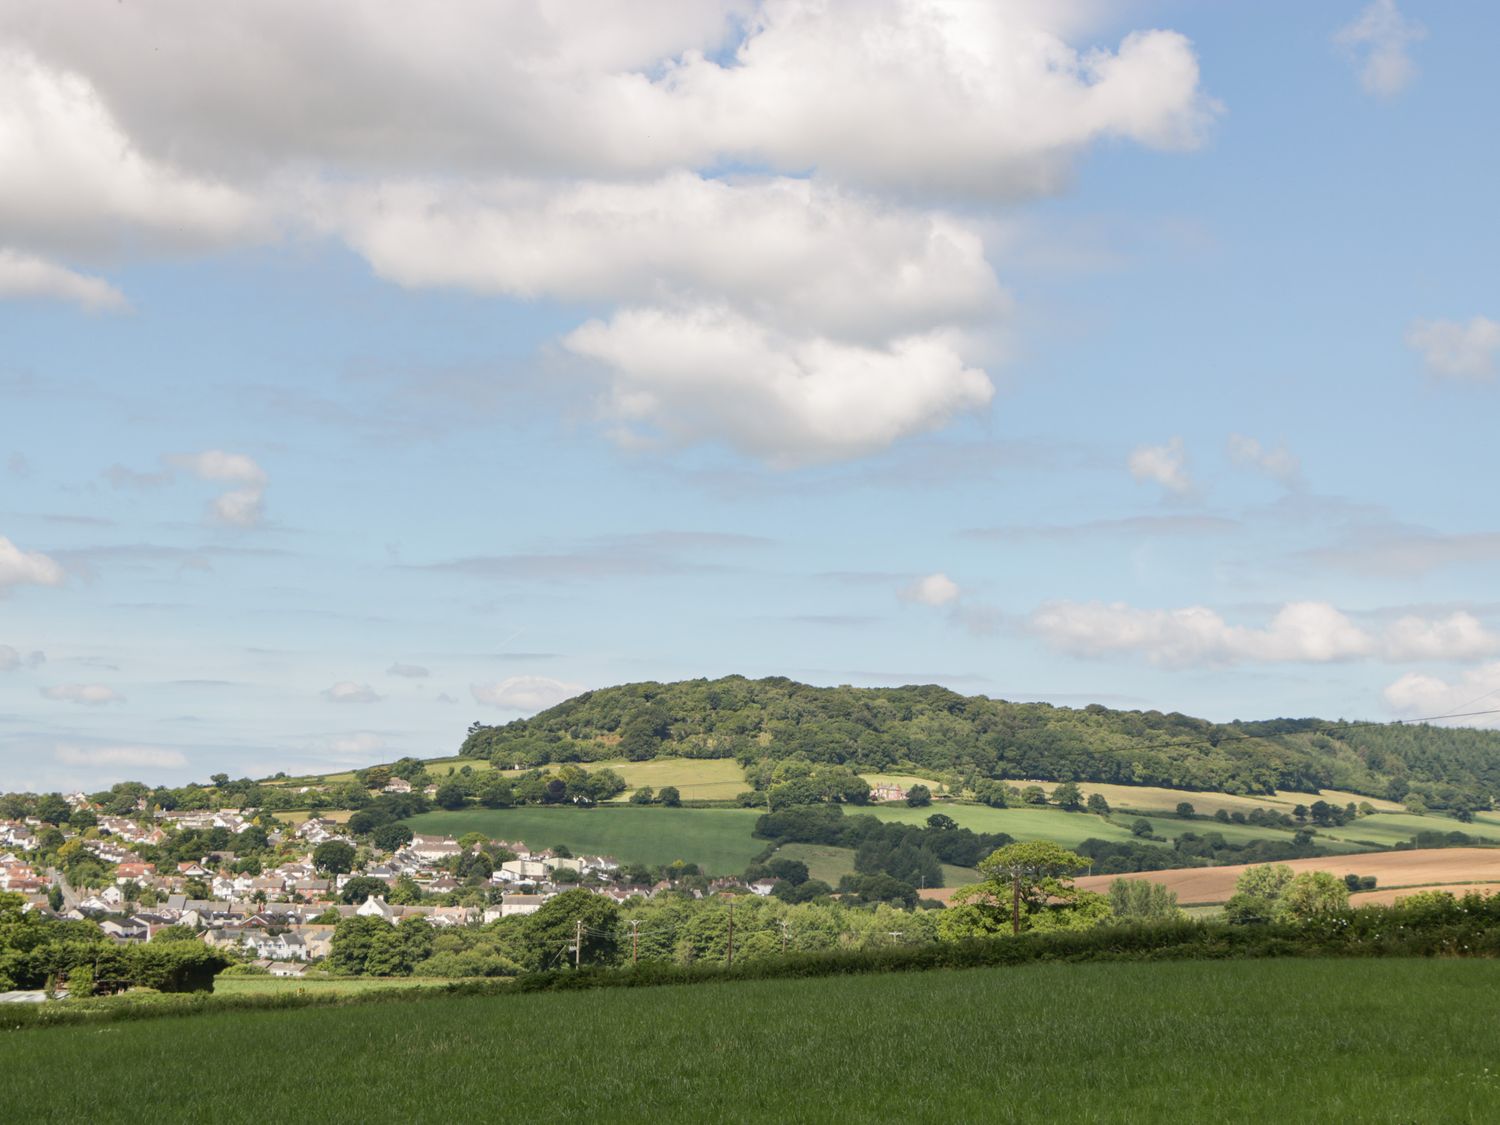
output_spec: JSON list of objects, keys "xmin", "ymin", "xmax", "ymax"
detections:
[{"xmin": 10, "ymin": 893, "xmax": 1500, "ymax": 1031}]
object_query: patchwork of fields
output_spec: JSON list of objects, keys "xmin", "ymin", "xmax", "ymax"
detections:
[
  {"xmin": 404, "ymin": 806, "xmax": 767, "ymax": 872},
  {"xmin": 9, "ymin": 960, "xmax": 1500, "ymax": 1122},
  {"xmin": 1073, "ymin": 847, "xmax": 1500, "ymax": 905}
]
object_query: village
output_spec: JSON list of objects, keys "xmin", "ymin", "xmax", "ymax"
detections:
[{"xmin": 0, "ymin": 790, "xmax": 785, "ymax": 980}]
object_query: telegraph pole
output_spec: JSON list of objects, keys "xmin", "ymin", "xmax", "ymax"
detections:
[
  {"xmin": 779, "ymin": 918, "xmax": 789, "ymax": 956},
  {"xmin": 725, "ymin": 896, "xmax": 735, "ymax": 968},
  {"xmin": 574, "ymin": 919, "xmax": 582, "ymax": 969},
  {"xmin": 630, "ymin": 919, "xmax": 640, "ymax": 965}
]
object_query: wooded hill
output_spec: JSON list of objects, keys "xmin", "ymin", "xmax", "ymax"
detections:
[{"xmin": 458, "ymin": 676, "xmax": 1500, "ymax": 812}]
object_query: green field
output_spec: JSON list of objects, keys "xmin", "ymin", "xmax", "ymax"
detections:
[
  {"xmin": 213, "ymin": 976, "xmax": 457, "ymax": 996},
  {"xmin": 10, "ymin": 960, "xmax": 1500, "ymax": 1122},
  {"xmin": 1316, "ymin": 811, "xmax": 1500, "ymax": 849},
  {"xmin": 404, "ymin": 806, "xmax": 766, "ymax": 873},
  {"xmin": 404, "ymin": 798, "xmax": 1446, "ymax": 878}
]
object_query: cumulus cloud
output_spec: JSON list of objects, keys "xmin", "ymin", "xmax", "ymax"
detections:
[
  {"xmin": 0, "ymin": 535, "xmax": 65, "ymax": 589},
  {"xmin": 0, "ymin": 249, "xmax": 127, "ymax": 309},
  {"xmin": 167, "ymin": 450, "xmax": 269, "ymax": 526},
  {"xmin": 54, "ymin": 744, "xmax": 188, "ymax": 769},
  {"xmin": 903, "ymin": 572, "xmax": 962, "ymax": 607},
  {"xmin": 0, "ymin": 3, "xmax": 1215, "ymax": 462},
  {"xmin": 567, "ymin": 307, "xmax": 993, "ymax": 464},
  {"xmin": 1030, "ymin": 600, "xmax": 1498, "ymax": 668},
  {"xmin": 1335, "ymin": 1, "xmax": 1425, "ymax": 97},
  {"xmin": 1384, "ymin": 664, "xmax": 1500, "ymax": 726},
  {"xmin": 322, "ymin": 681, "xmax": 381, "ymax": 704},
  {"xmin": 1128, "ymin": 437, "xmax": 1193, "ymax": 497},
  {"xmin": 471, "ymin": 675, "xmax": 584, "ymax": 712},
  {"xmin": 387, "ymin": 662, "xmax": 430, "ymax": 678},
  {"xmin": 0, "ymin": 644, "xmax": 45, "ymax": 671},
  {"xmin": 1227, "ymin": 434, "xmax": 1301, "ymax": 486},
  {"xmin": 1, "ymin": 3, "xmax": 1213, "ymax": 194},
  {"xmin": 0, "ymin": 46, "xmax": 260, "ymax": 258},
  {"xmin": 42, "ymin": 682, "xmax": 125, "ymax": 705},
  {"xmin": 1406, "ymin": 317, "xmax": 1500, "ymax": 382}
]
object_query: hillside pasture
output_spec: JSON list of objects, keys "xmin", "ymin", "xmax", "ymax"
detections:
[
  {"xmin": 1314, "ymin": 811, "xmax": 1500, "ymax": 849},
  {"xmin": 1010, "ymin": 779, "xmax": 1404, "ymax": 818},
  {"xmin": 772, "ymin": 841, "xmax": 978, "ymax": 889},
  {"xmin": 1074, "ymin": 847, "xmax": 1500, "ymax": 905},
  {"xmin": 8, "ymin": 960, "xmax": 1500, "ymax": 1122},
  {"xmin": 403, "ymin": 806, "xmax": 765, "ymax": 874}
]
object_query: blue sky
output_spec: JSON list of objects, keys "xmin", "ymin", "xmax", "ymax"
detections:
[{"xmin": 3, "ymin": 1, "xmax": 1498, "ymax": 792}]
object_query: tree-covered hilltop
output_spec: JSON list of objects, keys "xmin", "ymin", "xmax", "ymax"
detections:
[{"xmin": 459, "ymin": 676, "xmax": 1500, "ymax": 811}]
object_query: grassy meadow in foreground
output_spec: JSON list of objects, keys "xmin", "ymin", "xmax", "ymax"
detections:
[{"xmin": 10, "ymin": 960, "xmax": 1500, "ymax": 1123}]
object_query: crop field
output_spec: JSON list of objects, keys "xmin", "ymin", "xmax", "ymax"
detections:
[
  {"xmin": 9, "ymin": 959, "xmax": 1500, "ymax": 1123},
  {"xmin": 212, "ymin": 976, "xmax": 457, "ymax": 997},
  {"xmin": 404, "ymin": 806, "xmax": 766, "ymax": 873},
  {"xmin": 1074, "ymin": 847, "xmax": 1500, "ymax": 905}
]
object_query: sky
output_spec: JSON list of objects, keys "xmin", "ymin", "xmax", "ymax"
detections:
[{"xmin": 3, "ymin": 1, "xmax": 1499, "ymax": 793}]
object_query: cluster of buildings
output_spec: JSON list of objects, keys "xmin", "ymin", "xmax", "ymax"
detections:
[{"xmin": 2, "ymin": 806, "xmax": 777, "ymax": 976}]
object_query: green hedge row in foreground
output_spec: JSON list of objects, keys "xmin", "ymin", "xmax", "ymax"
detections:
[{"xmin": 9, "ymin": 891, "xmax": 1500, "ymax": 1032}]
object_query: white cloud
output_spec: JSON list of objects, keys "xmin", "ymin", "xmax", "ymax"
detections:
[
  {"xmin": 567, "ymin": 307, "xmax": 992, "ymax": 464},
  {"xmin": 1127, "ymin": 437, "xmax": 1193, "ymax": 497},
  {"xmin": 0, "ymin": 249, "xmax": 126, "ymax": 309},
  {"xmin": 1406, "ymin": 317, "xmax": 1500, "ymax": 382},
  {"xmin": 1335, "ymin": 1, "xmax": 1425, "ymax": 97},
  {"xmin": 1227, "ymin": 434, "xmax": 1301, "ymax": 485},
  {"xmin": 42, "ymin": 682, "xmax": 125, "ymax": 705},
  {"xmin": 471, "ymin": 675, "xmax": 584, "ymax": 712},
  {"xmin": 0, "ymin": 644, "xmax": 45, "ymax": 671},
  {"xmin": 387, "ymin": 662, "xmax": 430, "ymax": 678},
  {"xmin": 2, "ymin": 3, "xmax": 1212, "ymax": 196},
  {"xmin": 336, "ymin": 173, "xmax": 1005, "ymax": 340},
  {"xmin": 1383, "ymin": 663, "xmax": 1500, "ymax": 726},
  {"xmin": 0, "ymin": 3, "xmax": 1214, "ymax": 462},
  {"xmin": 0, "ymin": 47, "xmax": 260, "ymax": 258},
  {"xmin": 903, "ymin": 572, "xmax": 962, "ymax": 607},
  {"xmin": 322, "ymin": 681, "xmax": 381, "ymax": 704},
  {"xmin": 168, "ymin": 450, "xmax": 269, "ymax": 526},
  {"xmin": 1030, "ymin": 600, "xmax": 1498, "ymax": 668},
  {"xmin": 54, "ymin": 743, "xmax": 188, "ymax": 769},
  {"xmin": 0, "ymin": 535, "xmax": 65, "ymax": 589}
]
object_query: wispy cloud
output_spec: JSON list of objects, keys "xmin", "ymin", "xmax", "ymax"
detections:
[
  {"xmin": 1407, "ymin": 317, "xmax": 1500, "ymax": 382},
  {"xmin": 321, "ymin": 681, "xmax": 381, "ymax": 704},
  {"xmin": 1335, "ymin": 0, "xmax": 1425, "ymax": 97},
  {"xmin": 471, "ymin": 676, "xmax": 583, "ymax": 712},
  {"xmin": 41, "ymin": 683, "xmax": 125, "ymax": 705},
  {"xmin": 1128, "ymin": 437, "xmax": 1194, "ymax": 497}
]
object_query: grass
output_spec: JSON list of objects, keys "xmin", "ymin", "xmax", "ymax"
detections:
[
  {"xmin": 404, "ymin": 806, "xmax": 767, "ymax": 873},
  {"xmin": 9, "ymin": 960, "xmax": 1500, "ymax": 1122},
  {"xmin": 213, "ymin": 976, "xmax": 457, "ymax": 996},
  {"xmin": 1318, "ymin": 811, "xmax": 1500, "ymax": 848}
]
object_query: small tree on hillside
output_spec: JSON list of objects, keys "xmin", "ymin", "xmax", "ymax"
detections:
[
  {"xmin": 1086, "ymin": 793, "xmax": 1110, "ymax": 816},
  {"xmin": 1052, "ymin": 782, "xmax": 1083, "ymax": 811},
  {"xmin": 905, "ymin": 785, "xmax": 932, "ymax": 808}
]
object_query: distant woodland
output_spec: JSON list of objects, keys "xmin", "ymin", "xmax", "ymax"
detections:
[{"xmin": 460, "ymin": 676, "xmax": 1500, "ymax": 812}]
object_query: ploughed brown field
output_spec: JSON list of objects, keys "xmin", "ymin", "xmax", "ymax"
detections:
[{"xmin": 1071, "ymin": 847, "xmax": 1500, "ymax": 905}]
